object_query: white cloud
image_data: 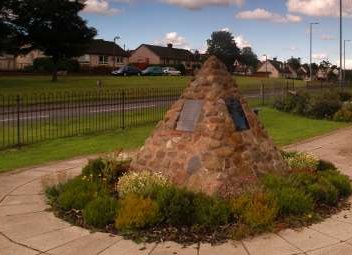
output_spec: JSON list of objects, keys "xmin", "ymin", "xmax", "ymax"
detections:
[
  {"xmin": 234, "ymin": 35, "xmax": 251, "ymax": 48},
  {"xmin": 321, "ymin": 34, "xmax": 336, "ymax": 40},
  {"xmin": 155, "ymin": 32, "xmax": 189, "ymax": 49},
  {"xmin": 236, "ymin": 8, "xmax": 302, "ymax": 23},
  {"xmin": 160, "ymin": 0, "xmax": 244, "ymax": 10},
  {"xmin": 345, "ymin": 59, "xmax": 352, "ymax": 69},
  {"xmin": 83, "ymin": 0, "xmax": 121, "ymax": 16},
  {"xmin": 312, "ymin": 53, "xmax": 328, "ymax": 61},
  {"xmin": 287, "ymin": 0, "xmax": 352, "ymax": 17},
  {"xmin": 285, "ymin": 46, "xmax": 298, "ymax": 51},
  {"xmin": 221, "ymin": 27, "xmax": 231, "ymax": 32}
]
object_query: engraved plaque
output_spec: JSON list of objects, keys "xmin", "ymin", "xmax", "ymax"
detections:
[
  {"xmin": 176, "ymin": 100, "xmax": 203, "ymax": 132},
  {"xmin": 226, "ymin": 98, "xmax": 250, "ymax": 131}
]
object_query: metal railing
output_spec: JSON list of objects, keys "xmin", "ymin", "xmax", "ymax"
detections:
[{"xmin": 0, "ymin": 88, "xmax": 183, "ymax": 150}]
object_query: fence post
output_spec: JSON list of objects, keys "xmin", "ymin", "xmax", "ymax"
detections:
[
  {"xmin": 16, "ymin": 95, "xmax": 21, "ymax": 148},
  {"xmin": 122, "ymin": 90, "xmax": 125, "ymax": 129},
  {"xmin": 261, "ymin": 82, "xmax": 265, "ymax": 106}
]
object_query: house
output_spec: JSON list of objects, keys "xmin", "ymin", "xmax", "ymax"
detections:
[
  {"xmin": 256, "ymin": 58, "xmax": 293, "ymax": 78},
  {"xmin": 129, "ymin": 43, "xmax": 201, "ymax": 72},
  {"xmin": 233, "ymin": 59, "xmax": 255, "ymax": 76},
  {"xmin": 77, "ymin": 39, "xmax": 128, "ymax": 71},
  {"xmin": 0, "ymin": 53, "xmax": 16, "ymax": 71},
  {"xmin": 16, "ymin": 49, "xmax": 45, "ymax": 69}
]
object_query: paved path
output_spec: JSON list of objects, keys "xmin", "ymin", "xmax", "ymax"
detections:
[{"xmin": 1, "ymin": 128, "xmax": 352, "ymax": 255}]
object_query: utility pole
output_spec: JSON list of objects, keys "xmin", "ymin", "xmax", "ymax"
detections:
[
  {"xmin": 344, "ymin": 39, "xmax": 351, "ymax": 83},
  {"xmin": 339, "ymin": 0, "xmax": 343, "ymax": 88},
  {"xmin": 263, "ymin": 54, "xmax": 268, "ymax": 78},
  {"xmin": 310, "ymin": 22, "xmax": 319, "ymax": 82},
  {"xmin": 113, "ymin": 36, "xmax": 120, "ymax": 70}
]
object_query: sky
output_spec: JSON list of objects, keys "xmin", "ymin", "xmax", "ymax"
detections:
[{"xmin": 81, "ymin": 0, "xmax": 352, "ymax": 68}]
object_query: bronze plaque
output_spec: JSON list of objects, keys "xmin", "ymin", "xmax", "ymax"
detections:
[{"xmin": 176, "ymin": 100, "xmax": 203, "ymax": 132}]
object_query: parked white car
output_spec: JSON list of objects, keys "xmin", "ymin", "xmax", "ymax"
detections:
[{"xmin": 163, "ymin": 67, "xmax": 182, "ymax": 76}]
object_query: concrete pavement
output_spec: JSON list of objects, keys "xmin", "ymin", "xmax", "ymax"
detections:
[{"xmin": 1, "ymin": 127, "xmax": 352, "ymax": 254}]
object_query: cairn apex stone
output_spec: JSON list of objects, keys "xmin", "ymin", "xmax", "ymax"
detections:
[{"xmin": 131, "ymin": 56, "xmax": 288, "ymax": 198}]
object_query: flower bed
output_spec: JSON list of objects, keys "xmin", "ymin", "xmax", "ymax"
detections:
[{"xmin": 45, "ymin": 151, "xmax": 351, "ymax": 244}]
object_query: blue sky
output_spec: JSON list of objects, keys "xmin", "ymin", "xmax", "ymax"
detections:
[{"xmin": 81, "ymin": 0, "xmax": 352, "ymax": 67}]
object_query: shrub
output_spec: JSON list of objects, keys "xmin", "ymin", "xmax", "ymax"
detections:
[
  {"xmin": 115, "ymin": 194, "xmax": 159, "ymax": 230},
  {"xmin": 57, "ymin": 178, "xmax": 102, "ymax": 210},
  {"xmin": 338, "ymin": 91, "xmax": 352, "ymax": 102},
  {"xmin": 82, "ymin": 158, "xmax": 105, "ymax": 182},
  {"xmin": 319, "ymin": 171, "xmax": 352, "ymax": 198},
  {"xmin": 83, "ymin": 196, "xmax": 118, "ymax": 228},
  {"xmin": 308, "ymin": 93, "xmax": 342, "ymax": 119},
  {"xmin": 306, "ymin": 178, "xmax": 338, "ymax": 206},
  {"xmin": 193, "ymin": 194, "xmax": 231, "ymax": 228},
  {"xmin": 155, "ymin": 186, "xmax": 196, "ymax": 226},
  {"xmin": 317, "ymin": 159, "xmax": 337, "ymax": 171},
  {"xmin": 33, "ymin": 57, "xmax": 80, "ymax": 72},
  {"xmin": 101, "ymin": 152, "xmax": 131, "ymax": 185},
  {"xmin": 117, "ymin": 171, "xmax": 169, "ymax": 198},
  {"xmin": 231, "ymin": 192, "xmax": 278, "ymax": 233},
  {"xmin": 285, "ymin": 152, "xmax": 319, "ymax": 172},
  {"xmin": 333, "ymin": 103, "xmax": 352, "ymax": 122},
  {"xmin": 274, "ymin": 187, "xmax": 314, "ymax": 216}
]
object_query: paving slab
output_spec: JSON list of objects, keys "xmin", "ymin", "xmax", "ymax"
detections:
[
  {"xmin": 47, "ymin": 232, "xmax": 120, "ymax": 255},
  {"xmin": 309, "ymin": 219, "xmax": 352, "ymax": 241},
  {"xmin": 0, "ymin": 242, "xmax": 39, "ymax": 255},
  {"xmin": 0, "ymin": 194, "xmax": 44, "ymax": 206},
  {"xmin": 243, "ymin": 233, "xmax": 301, "ymax": 255},
  {"xmin": 151, "ymin": 241, "xmax": 198, "ymax": 255},
  {"xmin": 100, "ymin": 240, "xmax": 157, "ymax": 255},
  {"xmin": 21, "ymin": 226, "xmax": 90, "ymax": 252},
  {"xmin": 0, "ymin": 211, "xmax": 55, "ymax": 230},
  {"xmin": 278, "ymin": 228, "xmax": 339, "ymax": 253},
  {"xmin": 10, "ymin": 180, "xmax": 45, "ymax": 195},
  {"xmin": 307, "ymin": 242, "xmax": 352, "ymax": 255},
  {"xmin": 199, "ymin": 242, "xmax": 248, "ymax": 255},
  {"xmin": 0, "ymin": 201, "xmax": 48, "ymax": 216}
]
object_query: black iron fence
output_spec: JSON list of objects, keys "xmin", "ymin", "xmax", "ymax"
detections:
[
  {"xmin": 0, "ymin": 88, "xmax": 183, "ymax": 150},
  {"xmin": 0, "ymin": 80, "xmax": 351, "ymax": 150}
]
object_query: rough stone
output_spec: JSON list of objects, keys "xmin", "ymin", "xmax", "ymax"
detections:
[{"xmin": 131, "ymin": 56, "xmax": 288, "ymax": 197}]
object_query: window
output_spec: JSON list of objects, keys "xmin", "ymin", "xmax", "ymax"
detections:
[
  {"xmin": 99, "ymin": 56, "xmax": 109, "ymax": 65},
  {"xmin": 226, "ymin": 98, "xmax": 250, "ymax": 131},
  {"xmin": 115, "ymin": 56, "xmax": 123, "ymax": 64}
]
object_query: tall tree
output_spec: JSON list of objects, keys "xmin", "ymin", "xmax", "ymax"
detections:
[
  {"xmin": 0, "ymin": 0, "xmax": 20, "ymax": 53},
  {"xmin": 287, "ymin": 57, "xmax": 301, "ymax": 70},
  {"xmin": 206, "ymin": 31, "xmax": 240, "ymax": 71},
  {"xmin": 8, "ymin": 0, "xmax": 97, "ymax": 81},
  {"xmin": 239, "ymin": 47, "xmax": 259, "ymax": 72}
]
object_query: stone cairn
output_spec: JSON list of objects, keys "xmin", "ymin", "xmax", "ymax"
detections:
[{"xmin": 131, "ymin": 56, "xmax": 288, "ymax": 198}]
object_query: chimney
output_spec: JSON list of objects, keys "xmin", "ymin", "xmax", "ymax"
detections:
[
  {"xmin": 167, "ymin": 43, "xmax": 173, "ymax": 48},
  {"xmin": 273, "ymin": 57, "xmax": 277, "ymax": 62}
]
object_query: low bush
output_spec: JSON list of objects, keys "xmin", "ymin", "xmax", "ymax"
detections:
[
  {"xmin": 338, "ymin": 91, "xmax": 352, "ymax": 102},
  {"xmin": 333, "ymin": 103, "xmax": 352, "ymax": 122},
  {"xmin": 82, "ymin": 158, "xmax": 105, "ymax": 182},
  {"xmin": 285, "ymin": 152, "xmax": 319, "ymax": 172},
  {"xmin": 317, "ymin": 159, "xmax": 337, "ymax": 171},
  {"xmin": 115, "ymin": 194, "xmax": 159, "ymax": 230},
  {"xmin": 57, "ymin": 178, "xmax": 103, "ymax": 210},
  {"xmin": 83, "ymin": 196, "xmax": 118, "ymax": 228},
  {"xmin": 307, "ymin": 178, "xmax": 338, "ymax": 206},
  {"xmin": 308, "ymin": 95, "xmax": 341, "ymax": 119},
  {"xmin": 231, "ymin": 192, "xmax": 278, "ymax": 233},
  {"xmin": 117, "ymin": 171, "xmax": 169, "ymax": 198},
  {"xmin": 320, "ymin": 170, "xmax": 352, "ymax": 198}
]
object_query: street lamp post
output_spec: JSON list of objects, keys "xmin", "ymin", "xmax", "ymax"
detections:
[
  {"xmin": 344, "ymin": 39, "xmax": 351, "ymax": 83},
  {"xmin": 339, "ymin": 0, "xmax": 343, "ymax": 88},
  {"xmin": 113, "ymin": 36, "xmax": 121, "ymax": 69},
  {"xmin": 309, "ymin": 22, "xmax": 319, "ymax": 82},
  {"xmin": 263, "ymin": 54, "xmax": 268, "ymax": 78}
]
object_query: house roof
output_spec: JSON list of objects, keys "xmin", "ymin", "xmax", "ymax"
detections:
[
  {"xmin": 139, "ymin": 44, "xmax": 196, "ymax": 61},
  {"xmin": 269, "ymin": 60, "xmax": 292, "ymax": 74},
  {"xmin": 85, "ymin": 39, "xmax": 128, "ymax": 57}
]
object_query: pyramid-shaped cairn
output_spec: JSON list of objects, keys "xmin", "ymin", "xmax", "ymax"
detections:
[{"xmin": 131, "ymin": 56, "xmax": 288, "ymax": 197}]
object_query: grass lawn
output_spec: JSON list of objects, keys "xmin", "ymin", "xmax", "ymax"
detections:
[
  {"xmin": 0, "ymin": 107, "xmax": 348, "ymax": 173},
  {"xmin": 0, "ymin": 75, "xmax": 304, "ymax": 95}
]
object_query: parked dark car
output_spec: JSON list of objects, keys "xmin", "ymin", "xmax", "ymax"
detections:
[
  {"xmin": 111, "ymin": 66, "xmax": 141, "ymax": 76},
  {"xmin": 141, "ymin": 66, "xmax": 164, "ymax": 76}
]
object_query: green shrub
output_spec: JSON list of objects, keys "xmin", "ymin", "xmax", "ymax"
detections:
[
  {"xmin": 274, "ymin": 187, "xmax": 313, "ymax": 216},
  {"xmin": 333, "ymin": 103, "xmax": 352, "ymax": 122},
  {"xmin": 83, "ymin": 196, "xmax": 118, "ymax": 228},
  {"xmin": 306, "ymin": 178, "xmax": 338, "ymax": 206},
  {"xmin": 338, "ymin": 91, "xmax": 352, "ymax": 102},
  {"xmin": 57, "ymin": 178, "xmax": 102, "ymax": 210},
  {"xmin": 101, "ymin": 152, "xmax": 130, "ymax": 185},
  {"xmin": 317, "ymin": 160, "xmax": 337, "ymax": 171},
  {"xmin": 117, "ymin": 171, "xmax": 169, "ymax": 198},
  {"xmin": 193, "ymin": 194, "xmax": 231, "ymax": 227},
  {"xmin": 82, "ymin": 158, "xmax": 105, "ymax": 182},
  {"xmin": 115, "ymin": 194, "xmax": 159, "ymax": 230},
  {"xmin": 319, "ymin": 171, "xmax": 352, "ymax": 198},
  {"xmin": 231, "ymin": 192, "xmax": 278, "ymax": 232},
  {"xmin": 33, "ymin": 57, "xmax": 80, "ymax": 72},
  {"xmin": 308, "ymin": 93, "xmax": 342, "ymax": 119},
  {"xmin": 285, "ymin": 152, "xmax": 319, "ymax": 172},
  {"xmin": 155, "ymin": 186, "xmax": 196, "ymax": 226}
]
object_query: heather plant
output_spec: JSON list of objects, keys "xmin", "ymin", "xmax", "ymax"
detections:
[{"xmin": 285, "ymin": 152, "xmax": 319, "ymax": 172}]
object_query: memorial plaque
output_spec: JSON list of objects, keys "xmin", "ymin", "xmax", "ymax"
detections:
[
  {"xmin": 176, "ymin": 100, "xmax": 203, "ymax": 132},
  {"xmin": 226, "ymin": 98, "xmax": 250, "ymax": 131}
]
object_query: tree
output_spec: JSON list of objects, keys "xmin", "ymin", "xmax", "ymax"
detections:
[
  {"xmin": 239, "ymin": 47, "xmax": 259, "ymax": 73},
  {"xmin": 8, "ymin": 0, "xmax": 97, "ymax": 81},
  {"xmin": 0, "ymin": 0, "xmax": 20, "ymax": 53},
  {"xmin": 287, "ymin": 57, "xmax": 301, "ymax": 70},
  {"xmin": 206, "ymin": 31, "xmax": 240, "ymax": 71}
]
